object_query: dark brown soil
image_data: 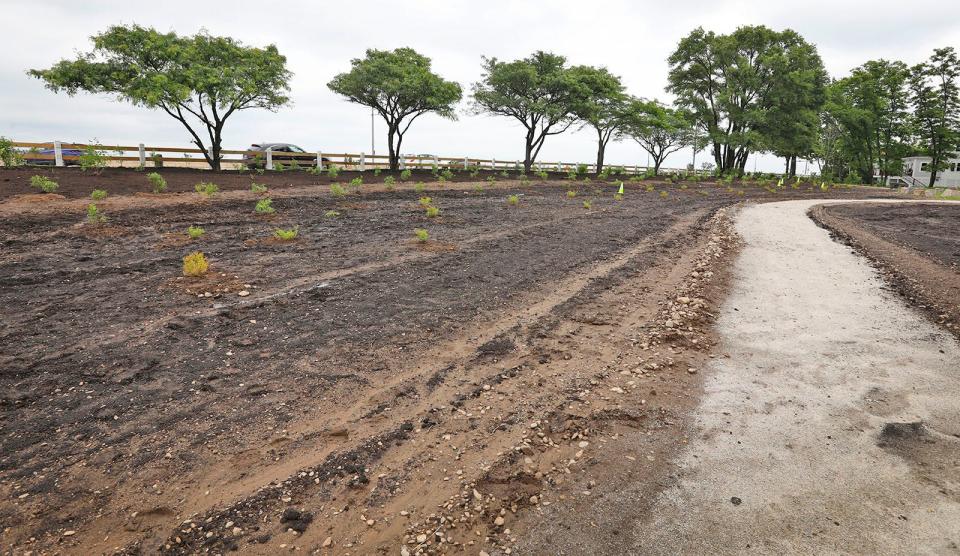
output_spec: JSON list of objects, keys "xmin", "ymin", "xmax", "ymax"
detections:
[
  {"xmin": 811, "ymin": 202, "xmax": 960, "ymax": 338},
  {"xmin": 0, "ymin": 172, "xmax": 902, "ymax": 555}
]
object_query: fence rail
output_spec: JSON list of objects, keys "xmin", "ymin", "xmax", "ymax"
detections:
[{"xmin": 4, "ymin": 140, "xmax": 706, "ymax": 175}]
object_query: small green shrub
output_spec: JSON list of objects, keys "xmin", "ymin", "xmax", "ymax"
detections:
[
  {"xmin": 274, "ymin": 227, "xmax": 299, "ymax": 241},
  {"xmin": 507, "ymin": 194, "xmax": 520, "ymax": 206},
  {"xmin": 79, "ymin": 145, "xmax": 107, "ymax": 172},
  {"xmin": 414, "ymin": 182, "xmax": 426, "ymax": 193},
  {"xmin": 151, "ymin": 152, "xmax": 163, "ymax": 168},
  {"xmin": 373, "ymin": 168, "xmax": 381, "ymax": 177},
  {"xmin": 325, "ymin": 210, "xmax": 341, "ymax": 218},
  {"xmin": 147, "ymin": 172, "xmax": 167, "ymax": 193},
  {"xmin": 86, "ymin": 203, "xmax": 106, "ymax": 224},
  {"xmin": 195, "ymin": 182, "xmax": 218, "ymax": 197},
  {"xmin": 400, "ymin": 169, "xmax": 412, "ymax": 181},
  {"xmin": 255, "ymin": 198, "xmax": 275, "ymax": 214},
  {"xmin": 183, "ymin": 251, "xmax": 209, "ymax": 276},
  {"xmin": 350, "ymin": 177, "xmax": 363, "ymax": 187},
  {"xmin": 425, "ymin": 205, "xmax": 440, "ymax": 218},
  {"xmin": 566, "ymin": 190, "xmax": 577, "ymax": 198},
  {"xmin": 187, "ymin": 225, "xmax": 205, "ymax": 239},
  {"xmin": 536, "ymin": 170, "xmax": 548, "ymax": 180},
  {"xmin": 659, "ymin": 190, "xmax": 669, "ymax": 199},
  {"xmin": 566, "ymin": 170, "xmax": 578, "ymax": 181},
  {"xmin": 328, "ymin": 165, "xmax": 340, "ymax": 178},
  {"xmin": 576, "ymin": 163, "xmax": 589, "ymax": 176},
  {"xmin": 0, "ymin": 136, "xmax": 24, "ymax": 167},
  {"xmin": 582, "ymin": 199, "xmax": 592, "ymax": 209},
  {"xmin": 440, "ymin": 169, "xmax": 453, "ymax": 181},
  {"xmin": 383, "ymin": 175, "xmax": 396, "ymax": 186},
  {"xmin": 90, "ymin": 189, "xmax": 108, "ymax": 201},
  {"xmin": 419, "ymin": 196, "xmax": 433, "ymax": 206},
  {"xmin": 250, "ymin": 182, "xmax": 268, "ymax": 194},
  {"xmin": 330, "ymin": 183, "xmax": 347, "ymax": 197},
  {"xmin": 499, "ymin": 170, "xmax": 509, "ymax": 178},
  {"xmin": 30, "ymin": 175, "xmax": 58, "ymax": 193},
  {"xmin": 414, "ymin": 228, "xmax": 429, "ymax": 242},
  {"xmin": 613, "ymin": 193, "xmax": 623, "ymax": 201}
]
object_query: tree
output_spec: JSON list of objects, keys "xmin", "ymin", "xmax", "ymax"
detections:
[
  {"xmin": 667, "ymin": 26, "xmax": 826, "ymax": 175},
  {"xmin": 328, "ymin": 48, "xmax": 462, "ymax": 171},
  {"xmin": 471, "ymin": 51, "xmax": 585, "ymax": 172},
  {"xmin": 29, "ymin": 25, "xmax": 291, "ymax": 171},
  {"xmin": 621, "ymin": 98, "xmax": 694, "ymax": 175},
  {"xmin": 568, "ymin": 65, "xmax": 628, "ymax": 174},
  {"xmin": 909, "ymin": 47, "xmax": 960, "ymax": 187}
]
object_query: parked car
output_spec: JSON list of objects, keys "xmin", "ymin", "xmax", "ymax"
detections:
[
  {"xmin": 23, "ymin": 146, "xmax": 83, "ymax": 166},
  {"xmin": 242, "ymin": 143, "xmax": 328, "ymax": 169}
]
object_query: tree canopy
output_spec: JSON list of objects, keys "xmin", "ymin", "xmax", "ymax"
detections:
[
  {"xmin": 568, "ymin": 65, "xmax": 628, "ymax": 173},
  {"xmin": 327, "ymin": 47, "xmax": 462, "ymax": 170},
  {"xmin": 908, "ymin": 47, "xmax": 960, "ymax": 186},
  {"xmin": 621, "ymin": 99, "xmax": 695, "ymax": 175},
  {"xmin": 29, "ymin": 25, "xmax": 292, "ymax": 171},
  {"xmin": 667, "ymin": 25, "xmax": 826, "ymax": 175},
  {"xmin": 471, "ymin": 51, "xmax": 586, "ymax": 172}
]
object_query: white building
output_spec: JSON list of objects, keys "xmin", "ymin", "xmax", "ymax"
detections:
[{"xmin": 890, "ymin": 154, "xmax": 960, "ymax": 187}]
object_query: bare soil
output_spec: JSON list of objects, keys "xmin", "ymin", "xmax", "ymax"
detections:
[
  {"xmin": 811, "ymin": 202, "xmax": 960, "ymax": 338},
  {"xmin": 0, "ymin": 172, "xmax": 901, "ymax": 555}
]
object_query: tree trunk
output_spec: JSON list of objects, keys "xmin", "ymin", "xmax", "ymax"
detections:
[
  {"xmin": 596, "ymin": 141, "xmax": 605, "ymax": 175},
  {"xmin": 387, "ymin": 126, "xmax": 398, "ymax": 171},
  {"xmin": 523, "ymin": 128, "xmax": 535, "ymax": 173},
  {"xmin": 789, "ymin": 156, "xmax": 797, "ymax": 177}
]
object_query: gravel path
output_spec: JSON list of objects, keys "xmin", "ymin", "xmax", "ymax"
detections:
[{"xmin": 631, "ymin": 200, "xmax": 960, "ymax": 554}]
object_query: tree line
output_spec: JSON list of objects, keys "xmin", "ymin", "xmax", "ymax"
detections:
[{"xmin": 27, "ymin": 24, "xmax": 960, "ymax": 184}]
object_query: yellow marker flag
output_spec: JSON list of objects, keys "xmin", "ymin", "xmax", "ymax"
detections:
[{"xmin": 618, "ymin": 181, "xmax": 624, "ymax": 195}]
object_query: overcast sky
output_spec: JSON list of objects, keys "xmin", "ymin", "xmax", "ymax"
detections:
[{"xmin": 2, "ymin": 0, "xmax": 958, "ymax": 172}]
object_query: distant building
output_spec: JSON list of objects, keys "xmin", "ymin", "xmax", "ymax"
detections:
[{"xmin": 888, "ymin": 154, "xmax": 960, "ymax": 187}]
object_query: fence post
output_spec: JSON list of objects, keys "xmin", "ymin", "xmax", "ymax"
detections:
[
  {"xmin": 464, "ymin": 156, "xmax": 469, "ymax": 169},
  {"xmin": 360, "ymin": 152, "xmax": 366, "ymax": 172},
  {"xmin": 556, "ymin": 162, "xmax": 561, "ymax": 172},
  {"xmin": 266, "ymin": 147, "xmax": 273, "ymax": 170},
  {"xmin": 138, "ymin": 143, "xmax": 146, "ymax": 167},
  {"xmin": 433, "ymin": 155, "xmax": 439, "ymax": 169},
  {"xmin": 492, "ymin": 158, "xmax": 496, "ymax": 171},
  {"xmin": 399, "ymin": 153, "xmax": 406, "ymax": 170},
  {"xmin": 316, "ymin": 152, "xmax": 324, "ymax": 171},
  {"xmin": 54, "ymin": 141, "xmax": 64, "ymax": 167}
]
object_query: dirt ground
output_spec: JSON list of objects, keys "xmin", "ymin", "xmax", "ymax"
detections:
[
  {"xmin": 0, "ymin": 172, "xmax": 901, "ymax": 555},
  {"xmin": 811, "ymin": 202, "xmax": 960, "ymax": 339}
]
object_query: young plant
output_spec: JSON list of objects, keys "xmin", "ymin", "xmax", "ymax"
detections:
[
  {"xmin": 659, "ymin": 190, "xmax": 669, "ymax": 199},
  {"xmin": 414, "ymin": 228, "xmax": 429, "ymax": 242},
  {"xmin": 507, "ymin": 194, "xmax": 520, "ymax": 206},
  {"xmin": 613, "ymin": 193, "xmax": 623, "ymax": 201},
  {"xmin": 383, "ymin": 175, "xmax": 396, "ymax": 186},
  {"xmin": 400, "ymin": 169, "xmax": 412, "ymax": 181},
  {"xmin": 254, "ymin": 198, "xmax": 275, "ymax": 214},
  {"xmin": 151, "ymin": 152, "xmax": 163, "ymax": 168},
  {"xmin": 440, "ymin": 169, "xmax": 454, "ymax": 181},
  {"xmin": 187, "ymin": 225, "xmax": 205, "ymax": 239},
  {"xmin": 486, "ymin": 175, "xmax": 497, "ymax": 184},
  {"xmin": 536, "ymin": 170, "xmax": 548, "ymax": 180},
  {"xmin": 147, "ymin": 172, "xmax": 167, "ymax": 193},
  {"xmin": 469, "ymin": 169, "xmax": 480, "ymax": 179},
  {"xmin": 425, "ymin": 205, "xmax": 440, "ymax": 218},
  {"xmin": 330, "ymin": 183, "xmax": 347, "ymax": 197},
  {"xmin": 250, "ymin": 182, "xmax": 268, "ymax": 194},
  {"xmin": 582, "ymin": 199, "xmax": 592, "ymax": 209},
  {"xmin": 566, "ymin": 170, "xmax": 578, "ymax": 181},
  {"xmin": 86, "ymin": 203, "xmax": 106, "ymax": 224},
  {"xmin": 499, "ymin": 170, "xmax": 509, "ymax": 178},
  {"xmin": 373, "ymin": 168, "xmax": 381, "ymax": 177},
  {"xmin": 90, "ymin": 188, "xmax": 108, "ymax": 201},
  {"xmin": 350, "ymin": 177, "xmax": 363, "ymax": 187},
  {"xmin": 474, "ymin": 182, "xmax": 485, "ymax": 193},
  {"xmin": 182, "ymin": 251, "xmax": 209, "ymax": 277},
  {"xmin": 414, "ymin": 182, "xmax": 426, "ymax": 193},
  {"xmin": 274, "ymin": 227, "xmax": 299, "ymax": 241},
  {"xmin": 79, "ymin": 145, "xmax": 107, "ymax": 172},
  {"xmin": 30, "ymin": 175, "xmax": 59, "ymax": 193},
  {"xmin": 576, "ymin": 163, "xmax": 588, "ymax": 176},
  {"xmin": 328, "ymin": 165, "xmax": 340, "ymax": 178},
  {"xmin": 419, "ymin": 196, "xmax": 433, "ymax": 206},
  {"xmin": 195, "ymin": 182, "xmax": 219, "ymax": 197},
  {"xmin": 325, "ymin": 210, "xmax": 341, "ymax": 218},
  {"xmin": 0, "ymin": 136, "xmax": 24, "ymax": 167},
  {"xmin": 566, "ymin": 190, "xmax": 577, "ymax": 198}
]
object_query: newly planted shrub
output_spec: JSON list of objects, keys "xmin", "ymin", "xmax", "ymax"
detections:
[
  {"xmin": 187, "ymin": 225, "xmax": 205, "ymax": 239},
  {"xmin": 182, "ymin": 251, "xmax": 209, "ymax": 277},
  {"xmin": 79, "ymin": 145, "xmax": 107, "ymax": 172},
  {"xmin": 486, "ymin": 175, "xmax": 496, "ymax": 184},
  {"xmin": 414, "ymin": 228, "xmax": 429, "ymax": 242},
  {"xmin": 86, "ymin": 203, "xmax": 106, "ymax": 224},
  {"xmin": 582, "ymin": 199, "xmax": 592, "ymax": 209},
  {"xmin": 400, "ymin": 169, "xmax": 412, "ymax": 181},
  {"xmin": 254, "ymin": 198, "xmax": 275, "ymax": 214},
  {"xmin": 250, "ymin": 182, "xmax": 268, "ymax": 194},
  {"xmin": 419, "ymin": 196, "xmax": 433, "ymax": 206},
  {"xmin": 373, "ymin": 168, "xmax": 381, "ymax": 177},
  {"xmin": 325, "ymin": 210, "xmax": 341, "ymax": 218},
  {"xmin": 659, "ymin": 190, "xmax": 669, "ymax": 199},
  {"xmin": 195, "ymin": 182, "xmax": 218, "ymax": 196},
  {"xmin": 328, "ymin": 165, "xmax": 340, "ymax": 178},
  {"xmin": 414, "ymin": 182, "xmax": 426, "ymax": 193},
  {"xmin": 30, "ymin": 175, "xmax": 58, "ymax": 193},
  {"xmin": 383, "ymin": 175, "xmax": 396, "ymax": 186},
  {"xmin": 147, "ymin": 172, "xmax": 167, "ymax": 193},
  {"xmin": 613, "ymin": 193, "xmax": 623, "ymax": 201},
  {"xmin": 274, "ymin": 227, "xmax": 299, "ymax": 241},
  {"xmin": 330, "ymin": 183, "xmax": 347, "ymax": 197},
  {"xmin": 566, "ymin": 190, "xmax": 577, "ymax": 198},
  {"xmin": 0, "ymin": 136, "xmax": 24, "ymax": 166},
  {"xmin": 425, "ymin": 205, "xmax": 440, "ymax": 218},
  {"xmin": 536, "ymin": 170, "xmax": 548, "ymax": 181},
  {"xmin": 350, "ymin": 177, "xmax": 363, "ymax": 187},
  {"xmin": 507, "ymin": 194, "xmax": 520, "ymax": 206},
  {"xmin": 566, "ymin": 170, "xmax": 578, "ymax": 181},
  {"xmin": 91, "ymin": 188, "xmax": 108, "ymax": 201},
  {"xmin": 440, "ymin": 169, "xmax": 453, "ymax": 181},
  {"xmin": 576, "ymin": 163, "xmax": 588, "ymax": 176}
]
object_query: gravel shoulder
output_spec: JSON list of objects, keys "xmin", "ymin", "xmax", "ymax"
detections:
[{"xmin": 629, "ymin": 200, "xmax": 960, "ymax": 554}]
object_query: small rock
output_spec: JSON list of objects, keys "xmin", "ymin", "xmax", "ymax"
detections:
[
  {"xmin": 416, "ymin": 533, "xmax": 428, "ymax": 543},
  {"xmin": 322, "ymin": 536, "xmax": 332, "ymax": 547},
  {"xmin": 64, "ymin": 530, "xmax": 76, "ymax": 537},
  {"xmin": 494, "ymin": 516, "xmax": 505, "ymax": 526},
  {"xmin": 238, "ymin": 290, "xmax": 250, "ymax": 297},
  {"xmin": 730, "ymin": 496, "xmax": 742, "ymax": 506}
]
